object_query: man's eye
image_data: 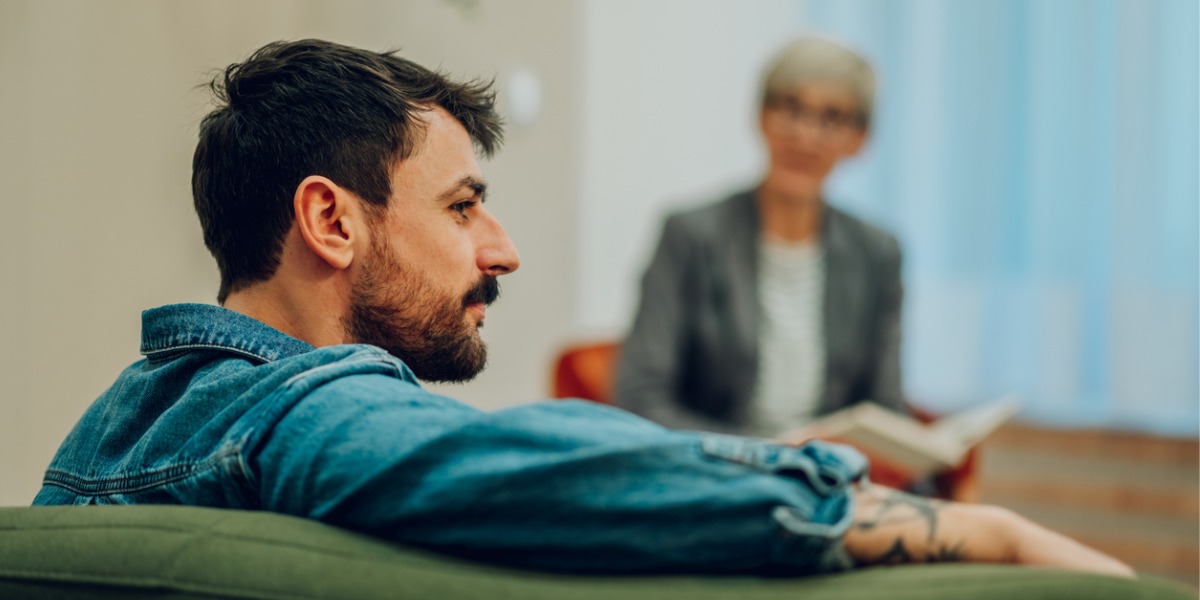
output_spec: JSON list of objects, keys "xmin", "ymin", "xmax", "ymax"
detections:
[{"xmin": 451, "ymin": 200, "xmax": 477, "ymax": 218}]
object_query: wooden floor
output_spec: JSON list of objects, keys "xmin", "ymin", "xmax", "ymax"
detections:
[{"xmin": 976, "ymin": 423, "xmax": 1199, "ymax": 586}]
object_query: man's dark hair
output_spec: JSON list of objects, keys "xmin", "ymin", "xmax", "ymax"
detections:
[{"xmin": 193, "ymin": 39, "xmax": 503, "ymax": 303}]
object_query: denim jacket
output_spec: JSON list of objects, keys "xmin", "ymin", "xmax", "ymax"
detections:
[{"xmin": 34, "ymin": 303, "xmax": 867, "ymax": 574}]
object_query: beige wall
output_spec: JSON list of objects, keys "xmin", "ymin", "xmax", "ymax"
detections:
[{"xmin": 0, "ymin": 0, "xmax": 581, "ymax": 505}]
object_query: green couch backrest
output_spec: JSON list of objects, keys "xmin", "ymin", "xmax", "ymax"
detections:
[{"xmin": 0, "ymin": 506, "xmax": 1193, "ymax": 600}]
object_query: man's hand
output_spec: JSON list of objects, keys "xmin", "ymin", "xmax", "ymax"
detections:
[{"xmin": 843, "ymin": 482, "xmax": 1134, "ymax": 578}]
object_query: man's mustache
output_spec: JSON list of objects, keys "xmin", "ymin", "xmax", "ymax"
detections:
[{"xmin": 462, "ymin": 276, "xmax": 500, "ymax": 307}]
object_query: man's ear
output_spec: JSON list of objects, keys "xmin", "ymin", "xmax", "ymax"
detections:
[{"xmin": 293, "ymin": 175, "xmax": 363, "ymax": 271}]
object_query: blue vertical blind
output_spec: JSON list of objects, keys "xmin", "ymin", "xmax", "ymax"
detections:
[{"xmin": 807, "ymin": 0, "xmax": 1198, "ymax": 434}]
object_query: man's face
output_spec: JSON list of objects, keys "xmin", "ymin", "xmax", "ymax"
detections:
[
  {"xmin": 759, "ymin": 82, "xmax": 867, "ymax": 195},
  {"xmin": 345, "ymin": 107, "xmax": 520, "ymax": 382}
]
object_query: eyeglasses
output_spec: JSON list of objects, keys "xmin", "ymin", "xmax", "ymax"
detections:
[{"xmin": 764, "ymin": 97, "xmax": 866, "ymax": 134}]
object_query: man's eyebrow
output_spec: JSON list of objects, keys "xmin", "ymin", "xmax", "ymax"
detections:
[{"xmin": 438, "ymin": 175, "xmax": 488, "ymax": 202}]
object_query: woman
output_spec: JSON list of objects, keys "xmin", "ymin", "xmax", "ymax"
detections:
[{"xmin": 615, "ymin": 36, "xmax": 907, "ymax": 438}]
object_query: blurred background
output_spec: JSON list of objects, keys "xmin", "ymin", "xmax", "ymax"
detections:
[{"xmin": 1, "ymin": 0, "xmax": 1195, "ymax": 584}]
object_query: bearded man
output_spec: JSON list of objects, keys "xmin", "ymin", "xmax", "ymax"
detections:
[{"xmin": 33, "ymin": 39, "xmax": 1130, "ymax": 579}]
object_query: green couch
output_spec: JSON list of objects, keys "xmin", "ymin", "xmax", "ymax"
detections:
[{"xmin": 0, "ymin": 506, "xmax": 1192, "ymax": 599}]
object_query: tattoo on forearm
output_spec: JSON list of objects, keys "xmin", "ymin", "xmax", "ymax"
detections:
[
  {"xmin": 853, "ymin": 488, "xmax": 942, "ymax": 539},
  {"xmin": 853, "ymin": 487, "xmax": 965, "ymax": 564},
  {"xmin": 928, "ymin": 541, "xmax": 966, "ymax": 562},
  {"xmin": 869, "ymin": 538, "xmax": 966, "ymax": 565},
  {"xmin": 876, "ymin": 539, "xmax": 913, "ymax": 564}
]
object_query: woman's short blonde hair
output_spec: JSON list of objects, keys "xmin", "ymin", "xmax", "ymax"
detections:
[{"xmin": 760, "ymin": 35, "xmax": 876, "ymax": 126}]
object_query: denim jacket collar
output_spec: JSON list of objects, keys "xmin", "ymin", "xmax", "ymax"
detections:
[{"xmin": 140, "ymin": 303, "xmax": 315, "ymax": 364}]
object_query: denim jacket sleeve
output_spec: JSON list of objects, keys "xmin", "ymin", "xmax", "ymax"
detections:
[{"xmin": 253, "ymin": 374, "xmax": 867, "ymax": 575}]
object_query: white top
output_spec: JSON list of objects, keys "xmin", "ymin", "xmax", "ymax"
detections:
[{"xmin": 747, "ymin": 236, "xmax": 826, "ymax": 437}]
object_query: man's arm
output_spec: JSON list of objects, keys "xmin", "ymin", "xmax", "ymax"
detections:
[
  {"xmin": 845, "ymin": 482, "xmax": 1134, "ymax": 577},
  {"xmin": 254, "ymin": 367, "xmax": 1132, "ymax": 577},
  {"xmin": 257, "ymin": 385, "xmax": 865, "ymax": 574}
]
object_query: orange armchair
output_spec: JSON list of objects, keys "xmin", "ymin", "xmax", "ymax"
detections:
[
  {"xmin": 550, "ymin": 341, "xmax": 979, "ymax": 502},
  {"xmin": 552, "ymin": 341, "xmax": 621, "ymax": 404}
]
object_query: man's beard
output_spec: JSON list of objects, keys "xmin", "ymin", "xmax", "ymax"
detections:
[{"xmin": 345, "ymin": 238, "xmax": 500, "ymax": 383}]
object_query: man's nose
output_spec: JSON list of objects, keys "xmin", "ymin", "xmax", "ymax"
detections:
[{"xmin": 476, "ymin": 208, "xmax": 520, "ymax": 276}]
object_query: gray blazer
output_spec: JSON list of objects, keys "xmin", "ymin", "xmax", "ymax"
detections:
[{"xmin": 614, "ymin": 189, "xmax": 906, "ymax": 434}]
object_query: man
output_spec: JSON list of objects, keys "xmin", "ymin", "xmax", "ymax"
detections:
[{"xmin": 34, "ymin": 39, "xmax": 1130, "ymax": 578}]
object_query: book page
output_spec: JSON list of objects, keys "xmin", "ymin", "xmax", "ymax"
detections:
[
  {"xmin": 778, "ymin": 397, "xmax": 1021, "ymax": 475},
  {"xmin": 932, "ymin": 395, "xmax": 1021, "ymax": 447}
]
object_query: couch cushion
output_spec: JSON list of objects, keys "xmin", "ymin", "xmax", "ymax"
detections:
[{"xmin": 0, "ymin": 506, "xmax": 1192, "ymax": 600}]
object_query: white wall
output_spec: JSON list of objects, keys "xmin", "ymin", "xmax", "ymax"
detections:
[
  {"xmin": 0, "ymin": 0, "xmax": 582, "ymax": 505},
  {"xmin": 576, "ymin": 0, "xmax": 812, "ymax": 333}
]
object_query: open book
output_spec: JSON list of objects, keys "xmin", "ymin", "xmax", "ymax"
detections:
[{"xmin": 777, "ymin": 396, "xmax": 1021, "ymax": 475}]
